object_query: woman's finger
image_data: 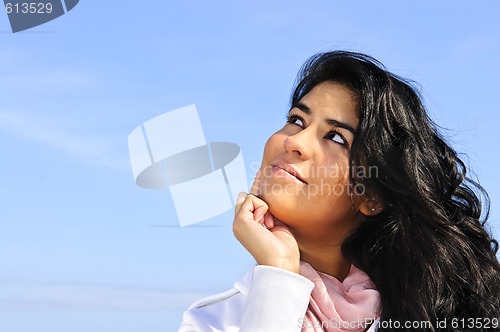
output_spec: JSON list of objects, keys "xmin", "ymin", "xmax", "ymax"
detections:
[
  {"xmin": 263, "ymin": 211, "xmax": 275, "ymax": 229},
  {"xmin": 249, "ymin": 167, "xmax": 263, "ymax": 198},
  {"xmin": 234, "ymin": 191, "xmax": 248, "ymax": 217},
  {"xmin": 233, "ymin": 196, "xmax": 271, "ymax": 246},
  {"xmin": 244, "ymin": 193, "xmax": 266, "ymax": 225}
]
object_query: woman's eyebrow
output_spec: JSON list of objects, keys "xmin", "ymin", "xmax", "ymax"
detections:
[{"xmin": 294, "ymin": 102, "xmax": 356, "ymax": 135}]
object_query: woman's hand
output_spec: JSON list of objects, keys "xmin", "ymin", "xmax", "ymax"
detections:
[{"xmin": 233, "ymin": 190, "xmax": 300, "ymax": 274}]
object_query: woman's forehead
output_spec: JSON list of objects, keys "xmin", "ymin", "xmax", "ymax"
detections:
[{"xmin": 297, "ymin": 82, "xmax": 359, "ymax": 127}]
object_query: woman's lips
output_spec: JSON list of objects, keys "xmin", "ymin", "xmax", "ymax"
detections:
[{"xmin": 271, "ymin": 161, "xmax": 307, "ymax": 184}]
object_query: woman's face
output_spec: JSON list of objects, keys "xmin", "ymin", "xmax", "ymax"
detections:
[{"xmin": 256, "ymin": 81, "xmax": 364, "ymax": 241}]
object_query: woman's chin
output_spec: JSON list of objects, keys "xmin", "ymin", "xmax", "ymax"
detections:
[{"xmin": 265, "ymin": 200, "xmax": 295, "ymax": 226}]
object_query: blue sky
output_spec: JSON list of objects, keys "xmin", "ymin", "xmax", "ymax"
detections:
[{"xmin": 1, "ymin": 1, "xmax": 499, "ymax": 331}]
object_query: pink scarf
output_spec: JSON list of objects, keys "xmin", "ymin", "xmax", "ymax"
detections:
[{"xmin": 299, "ymin": 262, "xmax": 380, "ymax": 331}]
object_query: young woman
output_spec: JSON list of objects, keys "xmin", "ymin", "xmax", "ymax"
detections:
[{"xmin": 179, "ymin": 51, "xmax": 500, "ymax": 331}]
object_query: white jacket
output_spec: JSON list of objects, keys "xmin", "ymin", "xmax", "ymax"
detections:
[{"xmin": 178, "ymin": 265, "xmax": 379, "ymax": 332}]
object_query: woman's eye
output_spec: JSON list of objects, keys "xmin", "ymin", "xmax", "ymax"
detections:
[
  {"xmin": 287, "ymin": 115, "xmax": 304, "ymax": 127},
  {"xmin": 327, "ymin": 131, "xmax": 347, "ymax": 145}
]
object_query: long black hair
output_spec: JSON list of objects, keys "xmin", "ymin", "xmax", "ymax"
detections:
[{"xmin": 291, "ymin": 51, "xmax": 500, "ymax": 331}]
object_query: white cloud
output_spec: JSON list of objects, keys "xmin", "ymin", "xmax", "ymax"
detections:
[
  {"xmin": 0, "ymin": 53, "xmax": 106, "ymax": 93},
  {"xmin": 0, "ymin": 70, "xmax": 101, "ymax": 91},
  {"xmin": 0, "ymin": 109, "xmax": 129, "ymax": 169},
  {"xmin": 0, "ymin": 280, "xmax": 210, "ymax": 310}
]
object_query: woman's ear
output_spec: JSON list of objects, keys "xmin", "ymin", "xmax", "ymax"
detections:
[{"xmin": 358, "ymin": 196, "xmax": 384, "ymax": 216}]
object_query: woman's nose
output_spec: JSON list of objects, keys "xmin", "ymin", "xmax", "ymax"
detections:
[{"xmin": 283, "ymin": 128, "xmax": 314, "ymax": 160}]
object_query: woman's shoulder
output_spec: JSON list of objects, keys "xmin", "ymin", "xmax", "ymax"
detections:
[
  {"xmin": 187, "ymin": 264, "xmax": 315, "ymax": 310},
  {"xmin": 179, "ymin": 264, "xmax": 315, "ymax": 332},
  {"xmin": 179, "ymin": 279, "xmax": 246, "ymax": 331},
  {"xmin": 186, "ymin": 266, "xmax": 254, "ymax": 310},
  {"xmin": 179, "ymin": 265, "xmax": 257, "ymax": 331}
]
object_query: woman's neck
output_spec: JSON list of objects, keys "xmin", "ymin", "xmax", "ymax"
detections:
[{"xmin": 296, "ymin": 237, "xmax": 351, "ymax": 281}]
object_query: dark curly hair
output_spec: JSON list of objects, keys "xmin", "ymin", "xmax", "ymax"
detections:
[{"xmin": 291, "ymin": 51, "xmax": 500, "ymax": 331}]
